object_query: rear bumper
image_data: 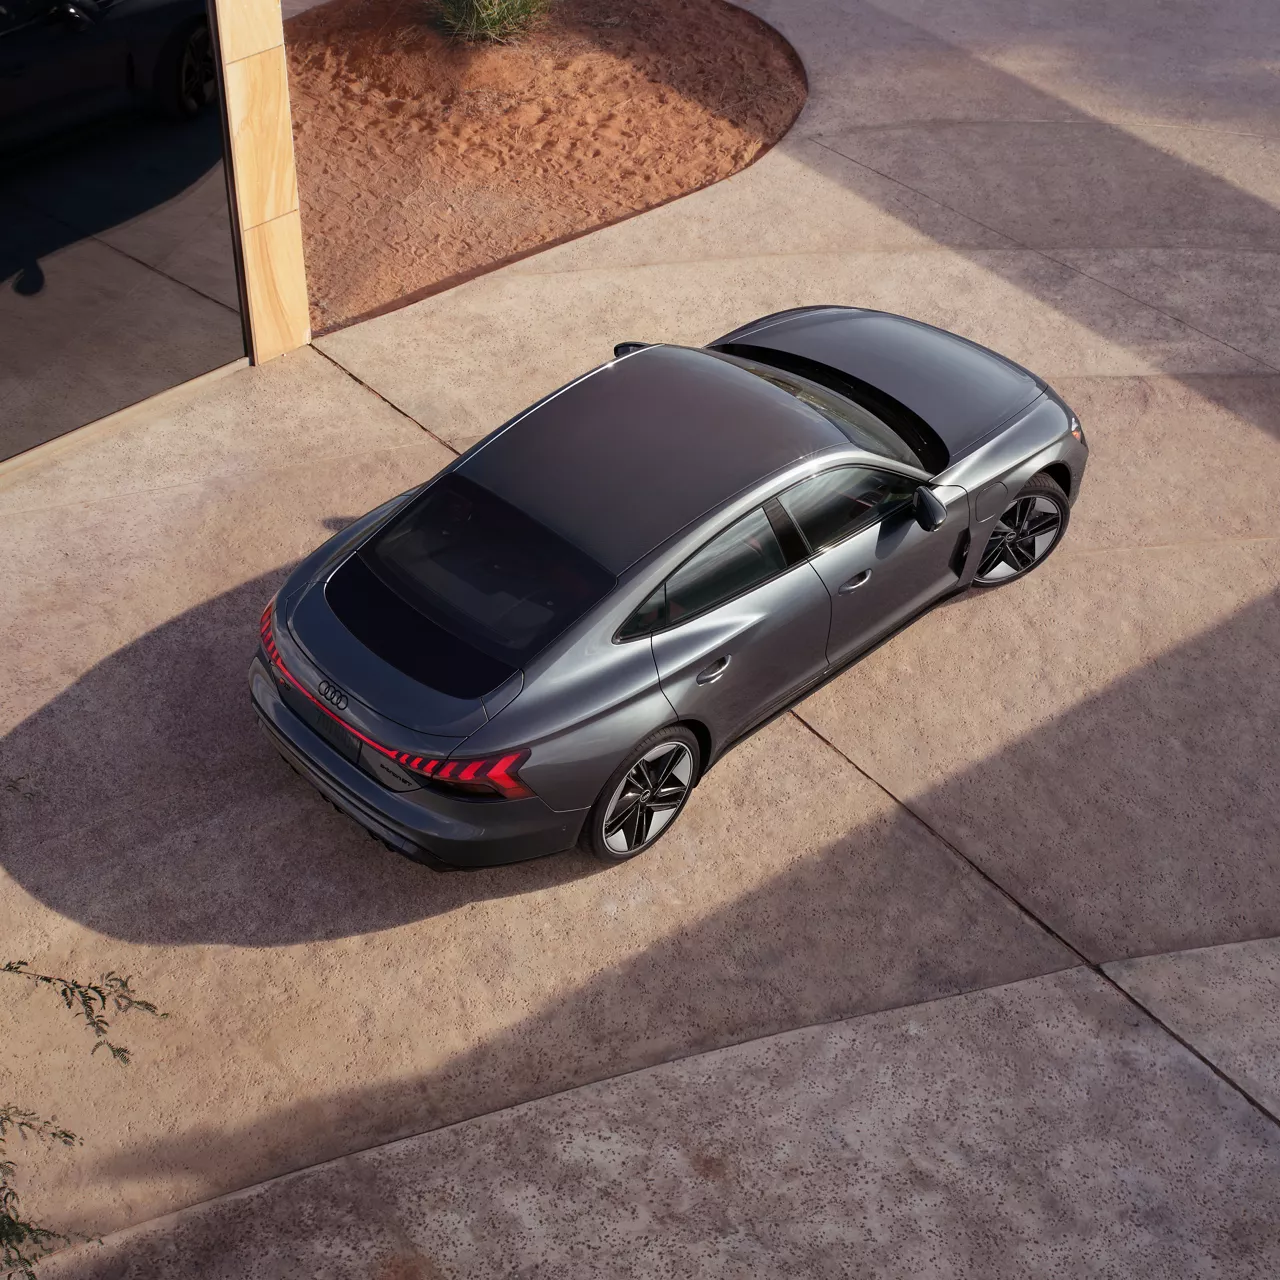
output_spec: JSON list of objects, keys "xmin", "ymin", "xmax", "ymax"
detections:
[{"xmin": 249, "ymin": 659, "xmax": 586, "ymax": 869}]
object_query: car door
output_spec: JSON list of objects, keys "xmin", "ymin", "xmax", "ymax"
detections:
[
  {"xmin": 778, "ymin": 466, "xmax": 969, "ymax": 668},
  {"xmin": 645, "ymin": 504, "xmax": 831, "ymax": 755}
]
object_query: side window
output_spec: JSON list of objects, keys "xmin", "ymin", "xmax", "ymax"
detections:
[
  {"xmin": 778, "ymin": 467, "xmax": 916, "ymax": 552},
  {"xmin": 616, "ymin": 583, "xmax": 665, "ymax": 641},
  {"xmin": 616, "ymin": 507, "xmax": 788, "ymax": 638}
]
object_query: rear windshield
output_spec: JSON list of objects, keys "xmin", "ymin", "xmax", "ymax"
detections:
[
  {"xmin": 709, "ymin": 349, "xmax": 924, "ymax": 469},
  {"xmin": 710, "ymin": 343, "xmax": 948, "ymax": 473},
  {"xmin": 361, "ymin": 473, "xmax": 616, "ymax": 669}
]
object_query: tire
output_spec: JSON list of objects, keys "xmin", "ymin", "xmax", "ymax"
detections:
[
  {"xmin": 154, "ymin": 19, "xmax": 216, "ymax": 120},
  {"xmin": 580, "ymin": 726, "xmax": 701, "ymax": 863},
  {"xmin": 972, "ymin": 472, "xmax": 1070, "ymax": 588}
]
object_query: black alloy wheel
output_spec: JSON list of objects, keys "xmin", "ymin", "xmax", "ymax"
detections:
[
  {"xmin": 582, "ymin": 727, "xmax": 700, "ymax": 862},
  {"xmin": 973, "ymin": 473, "xmax": 1070, "ymax": 587}
]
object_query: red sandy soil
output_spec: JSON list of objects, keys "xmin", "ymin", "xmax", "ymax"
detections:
[{"xmin": 285, "ymin": 0, "xmax": 806, "ymax": 331}]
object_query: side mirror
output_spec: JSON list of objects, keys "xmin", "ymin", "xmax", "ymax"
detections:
[
  {"xmin": 53, "ymin": 0, "xmax": 95, "ymax": 27},
  {"xmin": 613, "ymin": 342, "xmax": 651, "ymax": 359},
  {"xmin": 914, "ymin": 486, "xmax": 947, "ymax": 532}
]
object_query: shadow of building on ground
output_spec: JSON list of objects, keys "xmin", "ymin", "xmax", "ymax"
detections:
[{"xmin": 80, "ymin": 584, "xmax": 1280, "ymax": 1219}]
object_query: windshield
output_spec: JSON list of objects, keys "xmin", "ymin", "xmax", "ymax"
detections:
[
  {"xmin": 362, "ymin": 474, "xmax": 615, "ymax": 667},
  {"xmin": 709, "ymin": 349, "xmax": 925, "ymax": 470}
]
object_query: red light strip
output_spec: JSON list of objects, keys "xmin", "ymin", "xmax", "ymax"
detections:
[
  {"xmin": 260, "ymin": 600, "xmax": 529, "ymax": 795},
  {"xmin": 487, "ymin": 753, "xmax": 525, "ymax": 795},
  {"xmin": 260, "ymin": 602, "xmax": 398, "ymax": 761}
]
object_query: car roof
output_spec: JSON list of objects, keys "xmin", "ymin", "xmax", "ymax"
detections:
[
  {"xmin": 457, "ymin": 345, "xmax": 847, "ymax": 574},
  {"xmin": 712, "ymin": 307, "xmax": 1044, "ymax": 461}
]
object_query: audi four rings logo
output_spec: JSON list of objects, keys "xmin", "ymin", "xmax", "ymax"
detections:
[{"xmin": 318, "ymin": 680, "xmax": 349, "ymax": 711}]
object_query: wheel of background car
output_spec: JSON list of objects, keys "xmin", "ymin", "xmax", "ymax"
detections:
[
  {"xmin": 155, "ymin": 19, "xmax": 216, "ymax": 120},
  {"xmin": 972, "ymin": 472, "xmax": 1070, "ymax": 587},
  {"xmin": 580, "ymin": 726, "xmax": 701, "ymax": 863}
]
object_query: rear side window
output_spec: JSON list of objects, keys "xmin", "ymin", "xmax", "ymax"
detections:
[
  {"xmin": 779, "ymin": 467, "xmax": 917, "ymax": 551},
  {"xmin": 362, "ymin": 474, "xmax": 615, "ymax": 667},
  {"xmin": 617, "ymin": 507, "xmax": 788, "ymax": 637}
]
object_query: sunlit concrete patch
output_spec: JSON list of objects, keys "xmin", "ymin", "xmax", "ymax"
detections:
[
  {"xmin": 1107, "ymin": 937, "xmax": 1280, "ymax": 1117},
  {"xmin": 751, "ymin": 0, "xmax": 1280, "ymax": 139},
  {"xmin": 798, "ymin": 541, "xmax": 1280, "ymax": 959},
  {"xmin": 1, "ymin": 703, "xmax": 1070, "ymax": 1237},
  {"xmin": 747, "ymin": 0, "xmax": 1087, "ymax": 136},
  {"xmin": 834, "ymin": 0, "xmax": 1280, "ymax": 137},
  {"xmin": 1048, "ymin": 374, "xmax": 1280, "ymax": 550},
  {"xmin": 41, "ymin": 968, "xmax": 1280, "ymax": 1279}
]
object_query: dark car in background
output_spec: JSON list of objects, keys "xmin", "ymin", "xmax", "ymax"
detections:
[
  {"xmin": 0, "ymin": 0, "xmax": 214, "ymax": 149},
  {"xmin": 251, "ymin": 307, "xmax": 1089, "ymax": 870}
]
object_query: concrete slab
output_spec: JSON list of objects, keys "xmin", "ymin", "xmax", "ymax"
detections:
[
  {"xmin": 798, "ymin": 540, "xmax": 1280, "ymax": 962},
  {"xmin": 1107, "ymin": 937, "xmax": 1280, "ymax": 1119},
  {"xmin": 41, "ymin": 968, "xmax": 1280, "ymax": 1279},
  {"xmin": 1045, "ymin": 374, "xmax": 1280, "ymax": 549},
  {"xmin": 755, "ymin": 0, "xmax": 1280, "ymax": 137},
  {"xmin": 0, "ymin": 347, "xmax": 423, "ymax": 522},
  {"xmin": 318, "ymin": 248, "xmax": 1258, "ymax": 454},
  {"xmin": 819, "ymin": 0, "xmax": 1280, "ymax": 136}
]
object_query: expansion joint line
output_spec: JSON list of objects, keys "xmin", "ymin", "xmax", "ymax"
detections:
[
  {"xmin": 788, "ymin": 708, "xmax": 1280, "ymax": 1133},
  {"xmin": 311, "ymin": 346, "xmax": 460, "ymax": 456}
]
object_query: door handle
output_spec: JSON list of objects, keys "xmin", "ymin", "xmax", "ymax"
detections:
[
  {"xmin": 696, "ymin": 656, "xmax": 731, "ymax": 684},
  {"xmin": 838, "ymin": 570, "xmax": 872, "ymax": 595}
]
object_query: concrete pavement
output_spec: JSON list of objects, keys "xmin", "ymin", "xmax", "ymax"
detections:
[
  {"xmin": 40, "ymin": 970, "xmax": 1280, "ymax": 1278},
  {"xmin": 4, "ymin": 0, "xmax": 1280, "ymax": 1272}
]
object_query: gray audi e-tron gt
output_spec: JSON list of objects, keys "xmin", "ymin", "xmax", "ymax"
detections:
[{"xmin": 251, "ymin": 306, "xmax": 1088, "ymax": 868}]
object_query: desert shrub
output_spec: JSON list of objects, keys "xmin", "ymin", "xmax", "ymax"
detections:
[
  {"xmin": 436, "ymin": 0, "xmax": 548, "ymax": 42},
  {"xmin": 2, "ymin": 961, "xmax": 163, "ymax": 1279}
]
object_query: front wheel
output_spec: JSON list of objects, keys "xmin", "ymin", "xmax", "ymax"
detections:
[
  {"xmin": 972, "ymin": 473, "xmax": 1070, "ymax": 587},
  {"xmin": 580, "ymin": 727, "xmax": 701, "ymax": 863}
]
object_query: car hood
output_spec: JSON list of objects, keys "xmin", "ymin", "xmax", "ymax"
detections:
[{"xmin": 711, "ymin": 307, "xmax": 1045, "ymax": 463}]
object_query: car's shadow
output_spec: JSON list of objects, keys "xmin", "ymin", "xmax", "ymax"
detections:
[
  {"xmin": 70, "ymin": 583, "xmax": 1280, "ymax": 1237},
  {"xmin": 0, "ymin": 554, "xmax": 982, "ymax": 949},
  {"xmin": 0, "ymin": 567, "xmax": 607, "ymax": 948}
]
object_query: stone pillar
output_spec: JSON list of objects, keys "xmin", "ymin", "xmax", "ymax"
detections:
[{"xmin": 210, "ymin": 0, "xmax": 310, "ymax": 363}]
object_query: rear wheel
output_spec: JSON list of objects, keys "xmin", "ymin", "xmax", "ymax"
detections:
[
  {"xmin": 972, "ymin": 473, "xmax": 1070, "ymax": 587},
  {"xmin": 155, "ymin": 20, "xmax": 216, "ymax": 120},
  {"xmin": 580, "ymin": 727, "xmax": 700, "ymax": 863}
]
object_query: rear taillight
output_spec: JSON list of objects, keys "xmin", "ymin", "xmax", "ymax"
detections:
[
  {"xmin": 394, "ymin": 750, "xmax": 532, "ymax": 799},
  {"xmin": 259, "ymin": 600, "xmax": 279, "ymax": 665},
  {"xmin": 259, "ymin": 597, "xmax": 532, "ymax": 801}
]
